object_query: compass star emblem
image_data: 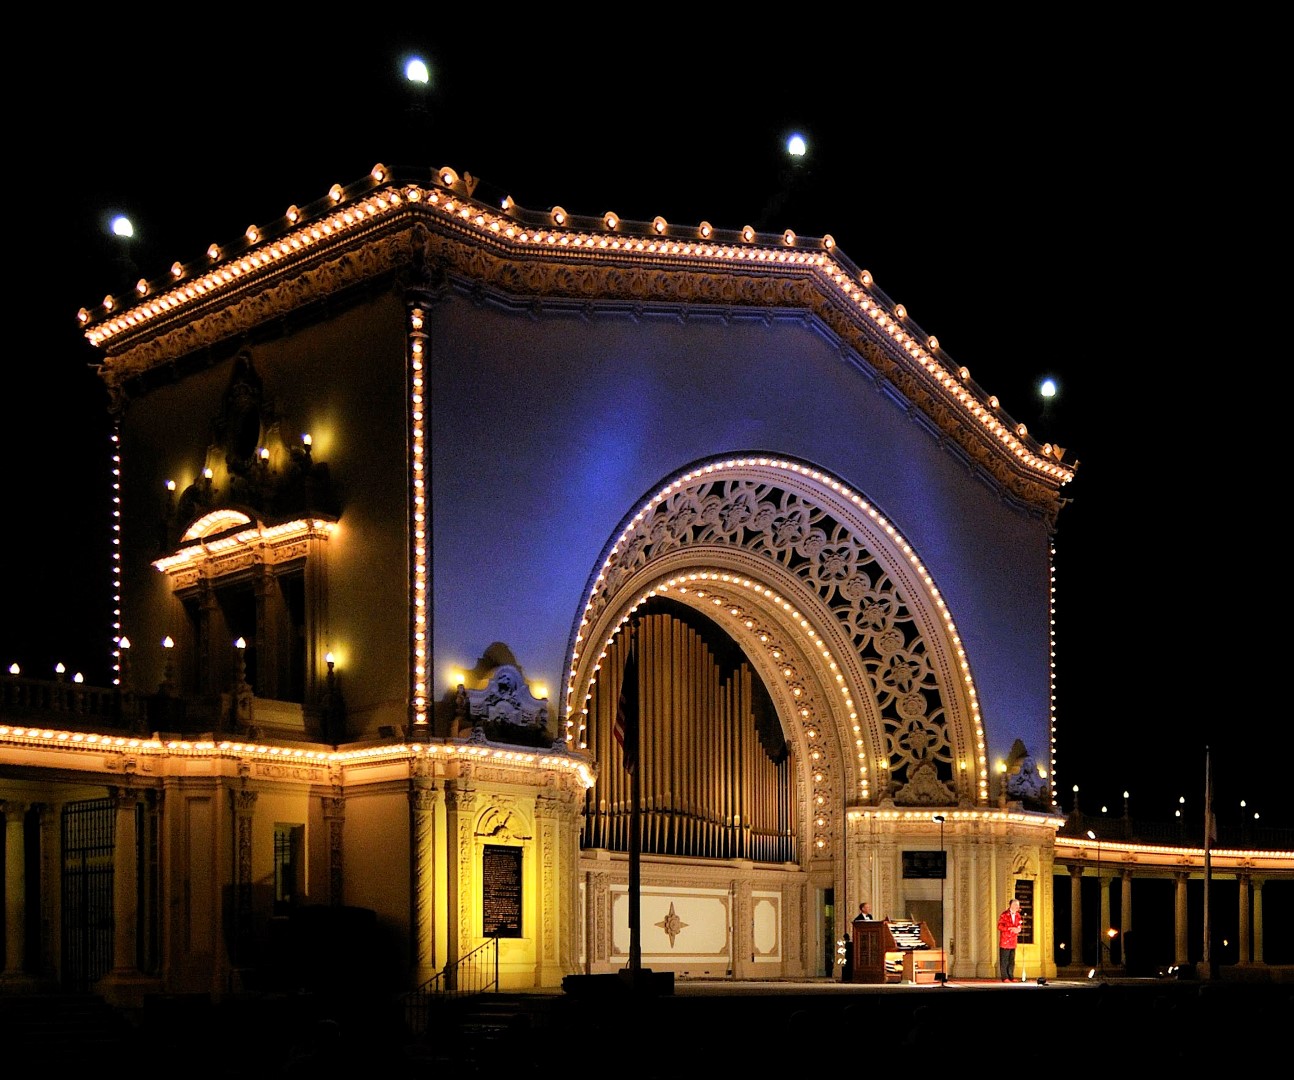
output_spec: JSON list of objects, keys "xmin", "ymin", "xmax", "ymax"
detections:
[{"xmin": 656, "ymin": 902, "xmax": 688, "ymax": 947}]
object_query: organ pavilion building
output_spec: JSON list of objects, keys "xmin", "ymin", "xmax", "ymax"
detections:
[{"xmin": 1, "ymin": 163, "xmax": 1074, "ymax": 1005}]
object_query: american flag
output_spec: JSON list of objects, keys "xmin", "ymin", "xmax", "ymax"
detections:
[{"xmin": 613, "ymin": 631, "xmax": 639, "ymax": 774}]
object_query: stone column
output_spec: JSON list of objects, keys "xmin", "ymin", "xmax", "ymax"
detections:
[
  {"xmin": 1238, "ymin": 872, "xmax": 1251, "ymax": 964},
  {"xmin": 731, "ymin": 877, "xmax": 753, "ymax": 980},
  {"xmin": 109, "ymin": 788, "xmax": 140, "ymax": 975},
  {"xmin": 444, "ymin": 784, "xmax": 477, "ymax": 978},
  {"xmin": 1120, "ymin": 869, "xmax": 1133, "ymax": 969},
  {"xmin": 96, "ymin": 786, "xmax": 161, "ymax": 1007},
  {"xmin": 324, "ymin": 794, "xmax": 345, "ymax": 906},
  {"xmin": 231, "ymin": 789, "xmax": 257, "ymax": 968},
  {"xmin": 1068, "ymin": 865, "xmax": 1083, "ymax": 969},
  {"xmin": 1253, "ymin": 878, "xmax": 1265, "ymax": 963},
  {"xmin": 588, "ymin": 871, "xmax": 609, "ymax": 968},
  {"xmin": 410, "ymin": 782, "xmax": 440, "ymax": 987},
  {"xmin": 1174, "ymin": 872, "xmax": 1189, "ymax": 966},
  {"xmin": 1, "ymin": 801, "xmax": 26, "ymax": 979},
  {"xmin": 535, "ymin": 788, "xmax": 580, "ymax": 986}
]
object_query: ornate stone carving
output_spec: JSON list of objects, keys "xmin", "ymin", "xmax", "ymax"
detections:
[
  {"xmin": 458, "ymin": 664, "xmax": 552, "ymax": 747},
  {"xmin": 584, "ymin": 471, "xmax": 960, "ymax": 806}
]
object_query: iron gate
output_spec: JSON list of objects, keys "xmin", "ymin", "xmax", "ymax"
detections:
[{"xmin": 61, "ymin": 798, "xmax": 114, "ymax": 992}]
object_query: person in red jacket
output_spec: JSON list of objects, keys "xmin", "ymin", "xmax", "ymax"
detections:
[{"xmin": 997, "ymin": 898, "xmax": 1023, "ymax": 981}]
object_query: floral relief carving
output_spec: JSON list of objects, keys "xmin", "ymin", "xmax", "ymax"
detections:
[{"xmin": 589, "ymin": 474, "xmax": 957, "ymax": 805}]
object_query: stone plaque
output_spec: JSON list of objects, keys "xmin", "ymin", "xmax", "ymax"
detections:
[{"xmin": 482, "ymin": 844, "xmax": 523, "ymax": 938}]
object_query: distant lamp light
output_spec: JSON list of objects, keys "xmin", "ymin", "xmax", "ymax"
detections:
[
  {"xmin": 55, "ymin": 663, "xmax": 66, "ymax": 677},
  {"xmin": 170, "ymin": 261, "xmax": 185, "ymax": 279},
  {"xmin": 741, "ymin": 225, "xmax": 756, "ymax": 242},
  {"xmin": 110, "ymin": 215, "xmax": 134, "ymax": 238},
  {"xmin": 8, "ymin": 663, "xmax": 19, "ymax": 675},
  {"xmin": 603, "ymin": 212, "xmax": 619, "ymax": 230},
  {"xmin": 203, "ymin": 468, "xmax": 213, "ymax": 479},
  {"xmin": 822, "ymin": 234, "xmax": 835, "ymax": 250},
  {"xmin": 405, "ymin": 57, "xmax": 430, "ymax": 84},
  {"xmin": 162, "ymin": 637, "xmax": 174, "ymax": 649},
  {"xmin": 1087, "ymin": 830, "xmax": 1096, "ymax": 841},
  {"xmin": 286, "ymin": 205, "xmax": 301, "ymax": 224},
  {"xmin": 652, "ymin": 216, "xmax": 667, "ymax": 235},
  {"xmin": 928, "ymin": 336, "xmax": 940, "ymax": 351},
  {"xmin": 165, "ymin": 479, "xmax": 176, "ymax": 492},
  {"xmin": 328, "ymin": 183, "xmax": 344, "ymax": 203},
  {"xmin": 1040, "ymin": 377, "xmax": 1058, "ymax": 399},
  {"xmin": 245, "ymin": 225, "xmax": 259, "ymax": 244},
  {"xmin": 370, "ymin": 163, "xmax": 387, "ymax": 184},
  {"xmin": 119, "ymin": 637, "xmax": 131, "ymax": 650},
  {"xmin": 234, "ymin": 637, "xmax": 246, "ymax": 650},
  {"xmin": 136, "ymin": 278, "xmax": 149, "ymax": 296},
  {"xmin": 782, "ymin": 229, "xmax": 796, "ymax": 246},
  {"xmin": 207, "ymin": 244, "xmax": 221, "ymax": 261},
  {"xmin": 786, "ymin": 133, "xmax": 807, "ymax": 158},
  {"xmin": 325, "ymin": 651, "xmax": 336, "ymax": 669},
  {"xmin": 551, "ymin": 206, "xmax": 567, "ymax": 226},
  {"xmin": 73, "ymin": 672, "xmax": 84, "ymax": 684},
  {"xmin": 438, "ymin": 167, "xmax": 459, "ymax": 188}
]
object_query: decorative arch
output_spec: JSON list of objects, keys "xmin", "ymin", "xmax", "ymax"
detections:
[{"xmin": 564, "ymin": 454, "xmax": 989, "ymax": 857}]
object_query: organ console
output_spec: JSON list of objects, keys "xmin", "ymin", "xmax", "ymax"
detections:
[{"xmin": 851, "ymin": 918, "xmax": 944, "ymax": 984}]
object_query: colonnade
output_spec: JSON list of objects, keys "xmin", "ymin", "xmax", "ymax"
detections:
[{"xmin": 1062, "ymin": 864, "xmax": 1270, "ymax": 970}]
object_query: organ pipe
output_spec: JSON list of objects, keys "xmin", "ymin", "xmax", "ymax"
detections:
[{"xmin": 581, "ymin": 607, "xmax": 796, "ymax": 863}]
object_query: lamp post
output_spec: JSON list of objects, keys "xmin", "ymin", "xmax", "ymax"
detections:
[
  {"xmin": 1087, "ymin": 829, "xmax": 1103, "ymax": 975},
  {"xmin": 933, "ymin": 814, "xmax": 946, "ymax": 983}
]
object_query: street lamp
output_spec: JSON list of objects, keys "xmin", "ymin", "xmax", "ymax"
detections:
[{"xmin": 933, "ymin": 814, "xmax": 947, "ymax": 983}]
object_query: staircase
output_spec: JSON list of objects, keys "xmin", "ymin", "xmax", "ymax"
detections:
[{"xmin": 403, "ymin": 991, "xmax": 560, "ymax": 1071}]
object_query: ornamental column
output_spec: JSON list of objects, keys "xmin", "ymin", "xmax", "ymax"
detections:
[
  {"xmin": 109, "ymin": 788, "xmax": 140, "ymax": 974},
  {"xmin": 97, "ymin": 786, "xmax": 160, "ymax": 1007},
  {"xmin": 1174, "ymin": 872, "xmax": 1189, "ymax": 967},
  {"xmin": 444, "ymin": 784, "xmax": 477, "ymax": 981},
  {"xmin": 1119, "ymin": 868, "xmax": 1132, "ymax": 969},
  {"xmin": 535, "ymin": 788, "xmax": 580, "ymax": 986},
  {"xmin": 231, "ymin": 789, "xmax": 257, "ymax": 969},
  {"xmin": 1238, "ymin": 872, "xmax": 1251, "ymax": 964},
  {"xmin": 1, "ymin": 801, "xmax": 27, "ymax": 981},
  {"xmin": 324, "ymin": 794, "xmax": 345, "ymax": 906},
  {"xmin": 1068, "ymin": 865, "xmax": 1082, "ymax": 970},
  {"xmin": 1253, "ymin": 878, "xmax": 1265, "ymax": 963},
  {"xmin": 409, "ymin": 779, "xmax": 441, "ymax": 987}
]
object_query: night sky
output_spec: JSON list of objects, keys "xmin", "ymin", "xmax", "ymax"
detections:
[{"xmin": 5, "ymin": 23, "xmax": 1284, "ymax": 830}]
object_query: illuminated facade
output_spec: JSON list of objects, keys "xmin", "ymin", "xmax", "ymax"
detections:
[{"xmin": 2, "ymin": 163, "xmax": 1077, "ymax": 1002}]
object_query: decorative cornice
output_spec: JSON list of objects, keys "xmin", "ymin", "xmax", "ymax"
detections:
[{"xmin": 82, "ymin": 170, "xmax": 1075, "ymax": 521}]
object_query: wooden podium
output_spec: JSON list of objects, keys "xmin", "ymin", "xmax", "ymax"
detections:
[{"xmin": 851, "ymin": 919, "xmax": 944, "ymax": 984}]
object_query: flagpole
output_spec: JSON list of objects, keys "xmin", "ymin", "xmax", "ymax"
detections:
[
  {"xmin": 629, "ymin": 753, "xmax": 642, "ymax": 981},
  {"xmin": 1202, "ymin": 745, "xmax": 1213, "ymax": 979},
  {"xmin": 614, "ymin": 620, "xmax": 642, "ymax": 986}
]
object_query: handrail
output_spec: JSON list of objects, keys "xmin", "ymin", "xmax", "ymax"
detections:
[{"xmin": 403, "ymin": 936, "xmax": 499, "ymax": 1036}]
